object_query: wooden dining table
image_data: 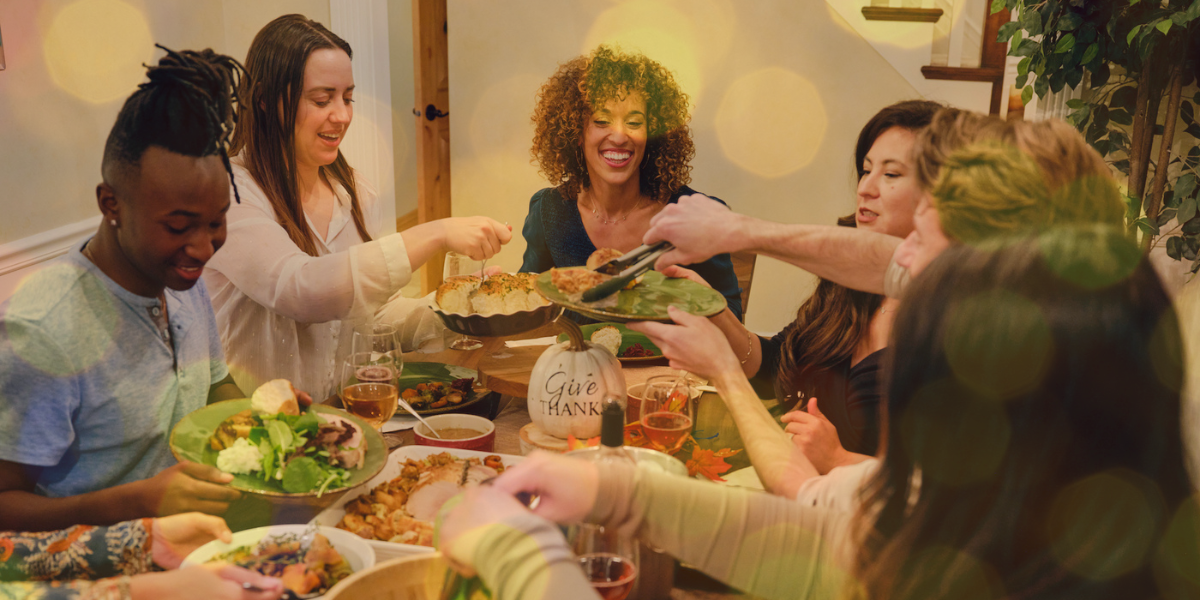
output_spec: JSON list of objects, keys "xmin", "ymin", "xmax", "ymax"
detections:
[{"xmin": 379, "ymin": 323, "xmax": 756, "ymax": 599}]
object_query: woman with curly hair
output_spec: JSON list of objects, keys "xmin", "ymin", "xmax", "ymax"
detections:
[{"xmin": 520, "ymin": 45, "xmax": 742, "ymax": 320}]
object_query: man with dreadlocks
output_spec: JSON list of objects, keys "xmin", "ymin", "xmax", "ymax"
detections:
[{"xmin": 0, "ymin": 46, "xmax": 253, "ymax": 530}]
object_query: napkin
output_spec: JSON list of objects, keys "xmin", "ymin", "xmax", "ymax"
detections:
[
  {"xmin": 504, "ymin": 336, "xmax": 558, "ymax": 348},
  {"xmin": 382, "ymin": 413, "xmax": 419, "ymax": 433}
]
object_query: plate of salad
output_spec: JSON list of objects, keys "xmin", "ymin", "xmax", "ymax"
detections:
[{"xmin": 169, "ymin": 399, "xmax": 387, "ymax": 498}]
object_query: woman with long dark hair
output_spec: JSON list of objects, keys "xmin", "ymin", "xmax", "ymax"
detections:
[
  {"xmin": 761, "ymin": 101, "xmax": 941, "ymax": 453},
  {"xmin": 204, "ymin": 15, "xmax": 509, "ymax": 399},
  {"xmin": 440, "ymin": 225, "xmax": 1200, "ymax": 600},
  {"xmin": 660, "ymin": 100, "xmax": 941, "ymax": 493}
]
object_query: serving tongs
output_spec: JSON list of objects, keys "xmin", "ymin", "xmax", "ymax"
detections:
[{"xmin": 582, "ymin": 241, "xmax": 674, "ymax": 303}]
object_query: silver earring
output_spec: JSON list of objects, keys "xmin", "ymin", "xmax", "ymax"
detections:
[{"xmin": 110, "ymin": 220, "xmax": 117, "ymax": 226}]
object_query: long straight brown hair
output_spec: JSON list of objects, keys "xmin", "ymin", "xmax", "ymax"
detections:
[
  {"xmin": 774, "ymin": 101, "xmax": 942, "ymax": 410},
  {"xmin": 230, "ymin": 14, "xmax": 372, "ymax": 256}
]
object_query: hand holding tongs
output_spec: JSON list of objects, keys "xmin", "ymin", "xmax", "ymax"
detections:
[{"xmin": 582, "ymin": 241, "xmax": 674, "ymax": 302}]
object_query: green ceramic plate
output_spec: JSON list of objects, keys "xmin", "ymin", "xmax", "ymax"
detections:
[
  {"xmin": 168, "ymin": 400, "xmax": 386, "ymax": 497},
  {"xmin": 556, "ymin": 322, "xmax": 664, "ymax": 362},
  {"xmin": 536, "ymin": 269, "xmax": 727, "ymax": 323},
  {"xmin": 397, "ymin": 362, "xmax": 488, "ymax": 415}
]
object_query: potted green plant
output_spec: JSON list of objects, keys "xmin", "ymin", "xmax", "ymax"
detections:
[{"xmin": 994, "ymin": 0, "xmax": 1200, "ymax": 268}]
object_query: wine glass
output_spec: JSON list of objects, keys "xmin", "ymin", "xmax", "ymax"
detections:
[
  {"xmin": 638, "ymin": 374, "xmax": 697, "ymax": 454},
  {"xmin": 340, "ymin": 351, "xmax": 399, "ymax": 430},
  {"xmin": 442, "ymin": 251, "xmax": 484, "ymax": 350},
  {"xmin": 574, "ymin": 524, "xmax": 639, "ymax": 600},
  {"xmin": 352, "ymin": 322, "xmax": 404, "ymax": 379}
]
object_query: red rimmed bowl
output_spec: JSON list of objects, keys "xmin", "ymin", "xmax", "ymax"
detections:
[{"xmin": 413, "ymin": 414, "xmax": 495, "ymax": 452}]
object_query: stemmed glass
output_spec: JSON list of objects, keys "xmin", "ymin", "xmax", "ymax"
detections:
[
  {"xmin": 442, "ymin": 251, "xmax": 484, "ymax": 350},
  {"xmin": 339, "ymin": 351, "xmax": 399, "ymax": 430},
  {"xmin": 638, "ymin": 374, "xmax": 697, "ymax": 455},
  {"xmin": 574, "ymin": 524, "xmax": 639, "ymax": 600},
  {"xmin": 352, "ymin": 322, "xmax": 404, "ymax": 377}
]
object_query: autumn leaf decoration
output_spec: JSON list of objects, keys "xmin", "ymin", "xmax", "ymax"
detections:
[
  {"xmin": 687, "ymin": 447, "xmax": 741, "ymax": 482},
  {"xmin": 568, "ymin": 423, "xmax": 652, "ymax": 451},
  {"xmin": 566, "ymin": 434, "xmax": 598, "ymax": 451}
]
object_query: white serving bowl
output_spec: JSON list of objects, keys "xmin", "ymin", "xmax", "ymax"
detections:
[{"xmin": 183, "ymin": 525, "xmax": 375, "ymax": 592}]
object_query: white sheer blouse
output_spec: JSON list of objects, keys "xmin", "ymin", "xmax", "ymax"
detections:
[{"xmin": 205, "ymin": 163, "xmax": 427, "ymax": 400}]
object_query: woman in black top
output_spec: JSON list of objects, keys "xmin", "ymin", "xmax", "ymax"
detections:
[
  {"xmin": 519, "ymin": 45, "xmax": 741, "ymax": 321},
  {"xmin": 678, "ymin": 100, "xmax": 942, "ymax": 462}
]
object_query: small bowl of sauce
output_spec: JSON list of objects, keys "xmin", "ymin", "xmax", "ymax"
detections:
[{"xmin": 414, "ymin": 414, "xmax": 495, "ymax": 452}]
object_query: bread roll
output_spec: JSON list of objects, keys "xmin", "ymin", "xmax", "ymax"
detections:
[
  {"xmin": 590, "ymin": 325, "xmax": 622, "ymax": 356},
  {"xmin": 251, "ymin": 379, "xmax": 300, "ymax": 416},
  {"xmin": 587, "ymin": 247, "xmax": 624, "ymax": 271},
  {"xmin": 436, "ymin": 275, "xmax": 481, "ymax": 315}
]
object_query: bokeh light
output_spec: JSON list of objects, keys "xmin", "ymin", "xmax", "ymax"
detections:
[
  {"xmin": 715, "ymin": 67, "xmax": 828, "ymax": 179},
  {"xmin": 1035, "ymin": 220, "xmax": 1141, "ymax": 290},
  {"xmin": 335, "ymin": 92, "xmax": 396, "ymax": 202},
  {"xmin": 905, "ymin": 545, "xmax": 1003, "ymax": 598},
  {"xmin": 943, "ymin": 290, "xmax": 1052, "ymax": 400},
  {"xmin": 1046, "ymin": 470, "xmax": 1163, "ymax": 580},
  {"xmin": 42, "ymin": 0, "xmax": 154, "ymax": 104},
  {"xmin": 1149, "ymin": 309, "xmax": 1186, "ymax": 394},
  {"xmin": 1152, "ymin": 495, "xmax": 1200, "ymax": 595},
  {"xmin": 468, "ymin": 74, "xmax": 544, "ymax": 181},
  {"xmin": 8, "ymin": 262, "xmax": 117, "ymax": 375},
  {"xmin": 583, "ymin": 1, "xmax": 703, "ymax": 105},
  {"xmin": 738, "ymin": 522, "xmax": 850, "ymax": 597},
  {"xmin": 824, "ymin": 0, "xmax": 941, "ymax": 51},
  {"xmin": 901, "ymin": 378, "xmax": 1011, "ymax": 487}
]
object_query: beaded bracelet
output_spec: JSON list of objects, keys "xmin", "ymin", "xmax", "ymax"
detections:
[{"xmin": 739, "ymin": 329, "xmax": 755, "ymax": 365}]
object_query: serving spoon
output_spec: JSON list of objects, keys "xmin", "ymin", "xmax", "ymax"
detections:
[{"xmin": 397, "ymin": 396, "xmax": 442, "ymax": 439}]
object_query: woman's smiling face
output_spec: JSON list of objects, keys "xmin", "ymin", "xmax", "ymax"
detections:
[
  {"xmin": 293, "ymin": 47, "xmax": 354, "ymax": 172},
  {"xmin": 855, "ymin": 126, "xmax": 925, "ymax": 239},
  {"xmin": 581, "ymin": 93, "xmax": 648, "ymax": 190}
]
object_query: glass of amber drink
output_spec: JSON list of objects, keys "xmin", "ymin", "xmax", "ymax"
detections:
[
  {"xmin": 341, "ymin": 352, "xmax": 399, "ymax": 429},
  {"xmin": 638, "ymin": 375, "xmax": 697, "ymax": 454}
]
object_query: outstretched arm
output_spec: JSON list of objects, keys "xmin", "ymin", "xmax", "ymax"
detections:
[
  {"xmin": 645, "ymin": 194, "xmax": 901, "ymax": 295},
  {"xmin": 0, "ymin": 460, "xmax": 239, "ymax": 531},
  {"xmin": 628, "ymin": 307, "xmax": 820, "ymax": 497},
  {"xmin": 471, "ymin": 454, "xmax": 851, "ymax": 600}
]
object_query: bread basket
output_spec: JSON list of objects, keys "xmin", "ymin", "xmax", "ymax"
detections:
[{"xmin": 432, "ymin": 302, "xmax": 561, "ymax": 337}]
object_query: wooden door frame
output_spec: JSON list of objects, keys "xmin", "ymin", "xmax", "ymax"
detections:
[{"xmin": 412, "ymin": 0, "xmax": 451, "ymax": 295}]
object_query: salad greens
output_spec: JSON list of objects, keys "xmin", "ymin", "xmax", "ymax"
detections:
[{"xmin": 243, "ymin": 410, "xmax": 353, "ymax": 495}]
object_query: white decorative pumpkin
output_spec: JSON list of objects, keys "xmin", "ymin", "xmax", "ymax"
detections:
[{"xmin": 527, "ymin": 320, "xmax": 626, "ymax": 439}]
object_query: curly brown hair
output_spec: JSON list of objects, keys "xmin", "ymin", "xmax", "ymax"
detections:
[{"xmin": 530, "ymin": 45, "xmax": 694, "ymax": 203}]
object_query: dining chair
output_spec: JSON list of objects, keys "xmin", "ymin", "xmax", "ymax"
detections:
[{"xmin": 731, "ymin": 250, "xmax": 757, "ymax": 322}]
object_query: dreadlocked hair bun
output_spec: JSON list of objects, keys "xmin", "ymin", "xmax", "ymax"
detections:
[{"xmin": 102, "ymin": 44, "xmax": 246, "ymax": 201}]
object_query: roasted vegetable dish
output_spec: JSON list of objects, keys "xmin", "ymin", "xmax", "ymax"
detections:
[
  {"xmin": 338, "ymin": 452, "xmax": 506, "ymax": 547},
  {"xmin": 210, "ymin": 532, "xmax": 352, "ymax": 596},
  {"xmin": 400, "ymin": 378, "xmax": 475, "ymax": 411}
]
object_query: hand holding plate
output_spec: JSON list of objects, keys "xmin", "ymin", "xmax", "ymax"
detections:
[{"xmin": 627, "ymin": 306, "xmax": 741, "ymax": 381}]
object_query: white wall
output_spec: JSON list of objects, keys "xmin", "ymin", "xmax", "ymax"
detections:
[
  {"xmin": 446, "ymin": 0, "xmax": 971, "ymax": 334},
  {"xmin": 0, "ymin": 0, "xmax": 331, "ymax": 298},
  {"xmin": 388, "ymin": 0, "xmax": 417, "ymax": 219}
]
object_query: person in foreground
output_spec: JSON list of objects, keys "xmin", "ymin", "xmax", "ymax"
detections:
[
  {"xmin": 205, "ymin": 14, "xmax": 510, "ymax": 399},
  {"xmin": 0, "ymin": 47, "xmax": 248, "ymax": 531},
  {"xmin": 440, "ymin": 226, "xmax": 1200, "ymax": 600},
  {"xmin": 634, "ymin": 112, "xmax": 1128, "ymax": 498},
  {"xmin": 520, "ymin": 45, "xmax": 742, "ymax": 320},
  {"xmin": 0, "ymin": 513, "xmax": 283, "ymax": 600}
]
